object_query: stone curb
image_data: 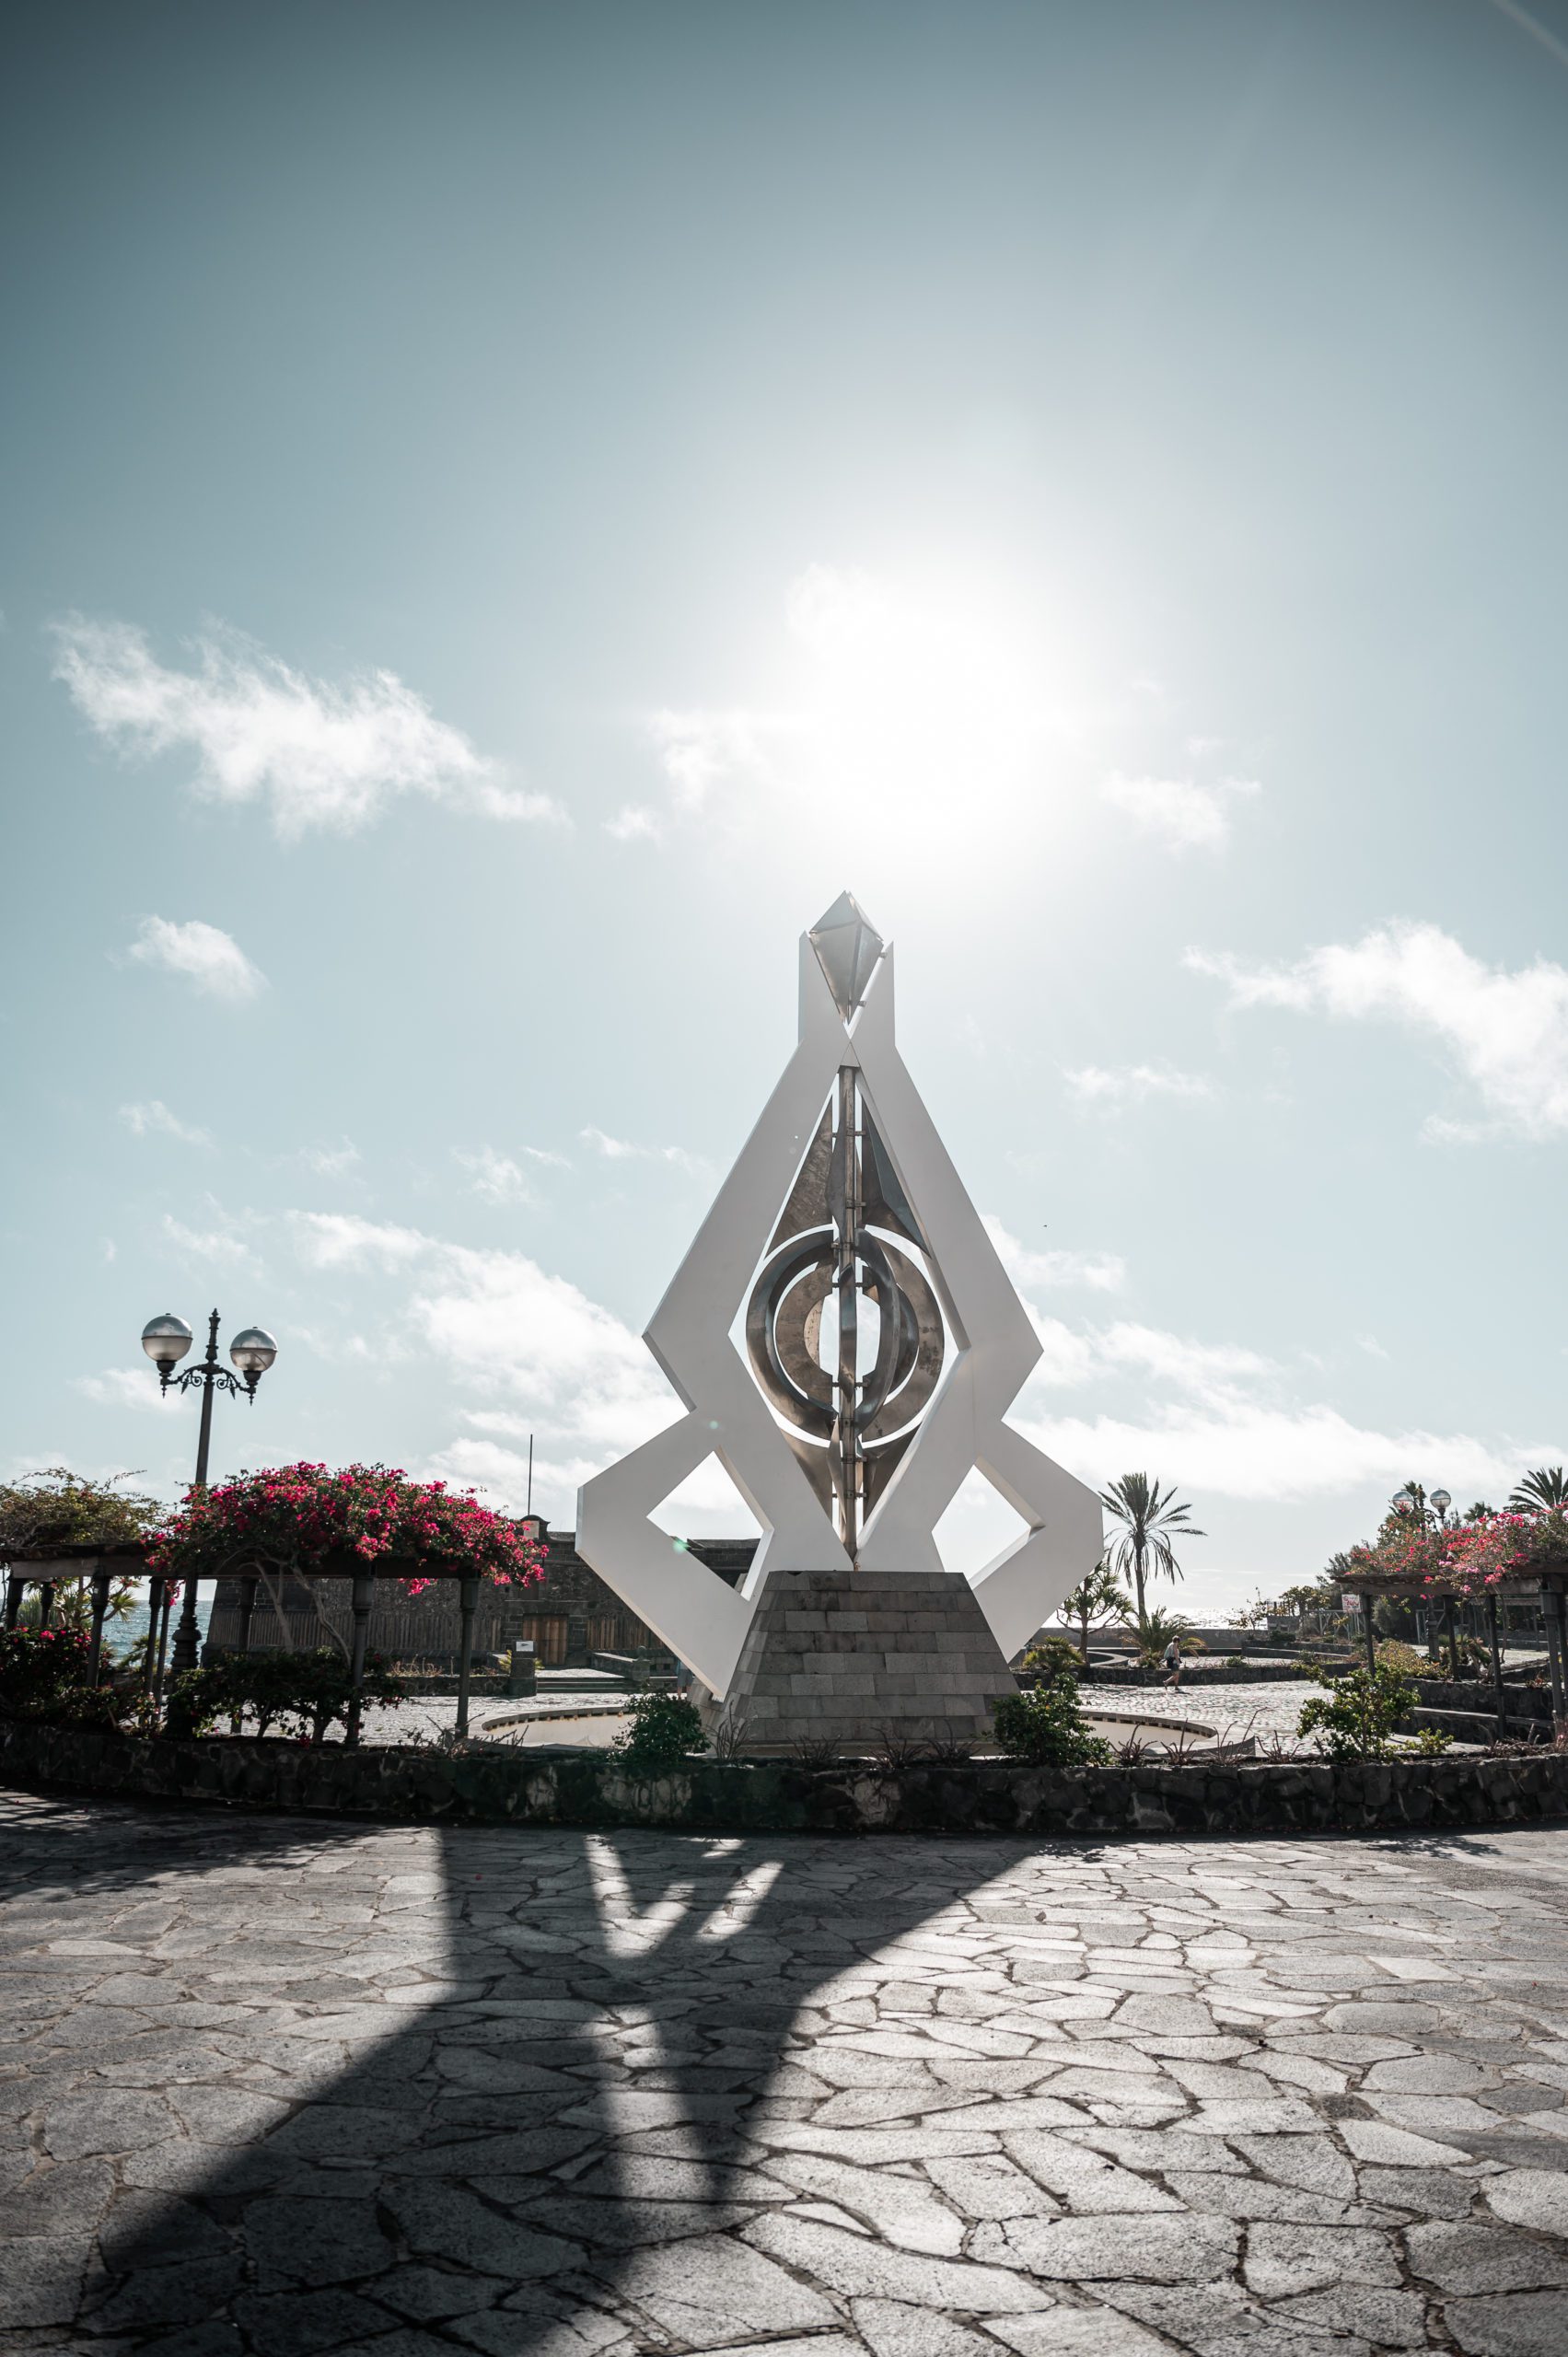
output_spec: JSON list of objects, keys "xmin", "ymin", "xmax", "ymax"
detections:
[{"xmin": 6, "ymin": 1715, "xmax": 1568, "ymax": 1838}]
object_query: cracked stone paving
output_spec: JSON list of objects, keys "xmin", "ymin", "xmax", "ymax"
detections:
[{"xmin": 4, "ymin": 1795, "xmax": 1568, "ymax": 2356}]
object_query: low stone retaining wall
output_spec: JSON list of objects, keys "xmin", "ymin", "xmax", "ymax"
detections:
[
  {"xmin": 1412, "ymin": 1677, "xmax": 1551, "ymax": 1721},
  {"xmin": 6, "ymin": 1716, "xmax": 1568, "ymax": 1839},
  {"xmin": 1085, "ymin": 1661, "xmax": 1317, "ymax": 1689}
]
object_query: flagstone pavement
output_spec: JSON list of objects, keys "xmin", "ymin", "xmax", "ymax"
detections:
[{"xmin": 4, "ymin": 1793, "xmax": 1568, "ymax": 2357}]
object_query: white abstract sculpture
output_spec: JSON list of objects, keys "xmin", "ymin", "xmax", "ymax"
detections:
[{"xmin": 576, "ymin": 894, "xmax": 1102, "ymax": 1723}]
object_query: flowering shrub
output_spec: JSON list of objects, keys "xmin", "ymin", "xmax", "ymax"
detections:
[
  {"xmin": 0, "ymin": 1626, "xmax": 122, "ymax": 1725},
  {"xmin": 1346, "ymin": 1504, "xmax": 1568, "ymax": 1608},
  {"xmin": 0, "ymin": 1626, "xmax": 93, "ymax": 1711},
  {"xmin": 145, "ymin": 1464, "xmax": 546, "ymax": 1596}
]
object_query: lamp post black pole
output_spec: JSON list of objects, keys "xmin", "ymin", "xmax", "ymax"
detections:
[
  {"xmin": 170, "ymin": 1312, "xmax": 222, "ymax": 1677},
  {"xmin": 144, "ymin": 1307, "xmax": 275, "ymax": 1682}
]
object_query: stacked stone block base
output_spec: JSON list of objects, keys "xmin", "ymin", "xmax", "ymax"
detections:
[{"xmin": 708, "ymin": 1565, "xmax": 1016, "ymax": 1749}]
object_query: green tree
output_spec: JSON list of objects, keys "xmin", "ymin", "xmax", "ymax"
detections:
[
  {"xmin": 0, "ymin": 1468, "xmax": 163, "ymax": 1649},
  {"xmin": 1296, "ymin": 1661, "xmax": 1447, "ymax": 1761},
  {"xmin": 1098, "ymin": 1473, "xmax": 1205, "ymax": 1633},
  {"xmin": 1509, "ymin": 1466, "xmax": 1568, "ymax": 1513},
  {"xmin": 1055, "ymin": 1559, "xmax": 1132, "ymax": 1665}
]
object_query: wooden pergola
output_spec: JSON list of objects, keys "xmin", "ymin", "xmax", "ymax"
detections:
[
  {"xmin": 2, "ymin": 1541, "xmax": 150, "ymax": 1689},
  {"xmin": 1346, "ymin": 1564, "xmax": 1568, "ymax": 1732},
  {"xmin": 2, "ymin": 1544, "xmax": 508, "ymax": 1741}
]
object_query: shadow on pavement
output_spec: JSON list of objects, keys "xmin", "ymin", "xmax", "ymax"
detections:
[{"xmin": 0, "ymin": 1794, "xmax": 1026, "ymax": 2353}]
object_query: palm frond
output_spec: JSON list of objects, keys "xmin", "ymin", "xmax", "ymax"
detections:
[{"xmin": 1509, "ymin": 1466, "xmax": 1568, "ymax": 1514}]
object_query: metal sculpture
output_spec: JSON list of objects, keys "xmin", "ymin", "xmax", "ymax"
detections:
[{"xmin": 576, "ymin": 892, "xmax": 1102, "ymax": 1700}]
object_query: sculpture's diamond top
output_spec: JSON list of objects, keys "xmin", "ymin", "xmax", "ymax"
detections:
[{"xmin": 809, "ymin": 891, "xmax": 884, "ymax": 1018}]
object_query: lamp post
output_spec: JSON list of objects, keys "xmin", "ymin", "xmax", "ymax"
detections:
[
  {"xmin": 1390, "ymin": 1482, "xmax": 1458, "ymax": 1673},
  {"xmin": 142, "ymin": 1309, "xmax": 278, "ymax": 1678}
]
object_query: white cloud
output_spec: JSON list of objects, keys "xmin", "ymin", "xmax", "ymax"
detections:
[
  {"xmin": 982, "ymin": 1215, "xmax": 1125, "ymax": 1294},
  {"xmin": 647, "ymin": 708, "xmax": 783, "ymax": 813},
  {"xmin": 127, "ymin": 917, "xmax": 265, "ymax": 1002},
  {"xmin": 1356, "ymin": 1334, "xmax": 1390, "ymax": 1362},
  {"xmin": 1186, "ymin": 920, "xmax": 1568, "ymax": 1141},
  {"xmin": 1063, "ymin": 1064, "xmax": 1217, "ymax": 1107},
  {"xmin": 453, "ymin": 1144, "xmax": 571, "ymax": 1204},
  {"xmin": 1100, "ymin": 771, "xmax": 1260, "ymax": 852},
  {"xmin": 299, "ymin": 1141, "xmax": 361, "ymax": 1178},
  {"xmin": 1023, "ymin": 1400, "xmax": 1525, "ymax": 1508},
  {"xmin": 580, "ymin": 1125, "xmax": 708, "ymax": 1178},
  {"xmin": 52, "ymin": 615, "xmax": 564, "ymax": 841},
  {"xmin": 288, "ymin": 1213, "xmax": 429, "ymax": 1271},
  {"xmin": 161, "ymin": 1208, "xmax": 261, "ymax": 1272},
  {"xmin": 603, "ymin": 804, "xmax": 666, "ymax": 843},
  {"xmin": 120, "ymin": 1099, "xmax": 213, "ymax": 1146},
  {"xmin": 410, "ymin": 1244, "xmax": 676, "ymax": 1460},
  {"xmin": 455, "ymin": 1147, "xmax": 533, "ymax": 1206},
  {"xmin": 75, "ymin": 1368, "xmax": 180, "ymax": 1412},
  {"xmin": 991, "ymin": 1250, "xmax": 1559, "ymax": 1509}
]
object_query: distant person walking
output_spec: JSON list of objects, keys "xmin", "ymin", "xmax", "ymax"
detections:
[{"xmin": 1162, "ymin": 1635, "xmax": 1182, "ymax": 1690}]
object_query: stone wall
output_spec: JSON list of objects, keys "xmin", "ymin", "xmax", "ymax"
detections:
[
  {"xmin": 1411, "ymin": 1676, "xmax": 1552, "ymax": 1721},
  {"xmin": 6, "ymin": 1715, "xmax": 1568, "ymax": 1840},
  {"xmin": 205, "ymin": 1532, "xmax": 759, "ymax": 1667}
]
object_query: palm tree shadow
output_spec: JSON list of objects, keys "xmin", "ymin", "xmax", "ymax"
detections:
[{"xmin": 31, "ymin": 1805, "xmax": 1033, "ymax": 2352}]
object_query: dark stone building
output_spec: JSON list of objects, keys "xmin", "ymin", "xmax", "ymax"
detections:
[{"xmin": 205, "ymin": 1526, "xmax": 758, "ymax": 1668}]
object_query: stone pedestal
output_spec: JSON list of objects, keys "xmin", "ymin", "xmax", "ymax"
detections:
[{"xmin": 709, "ymin": 1566, "xmax": 1016, "ymax": 1751}]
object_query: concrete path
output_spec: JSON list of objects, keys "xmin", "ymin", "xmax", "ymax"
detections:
[
  {"xmin": 4, "ymin": 1794, "xmax": 1568, "ymax": 2354},
  {"xmin": 1076, "ymin": 1681, "xmax": 1319, "ymax": 1750}
]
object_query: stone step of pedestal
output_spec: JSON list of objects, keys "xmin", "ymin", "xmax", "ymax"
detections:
[{"xmin": 708, "ymin": 1566, "xmax": 1016, "ymax": 1750}]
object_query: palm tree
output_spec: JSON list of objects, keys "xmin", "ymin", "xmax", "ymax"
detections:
[
  {"xmin": 1508, "ymin": 1467, "xmax": 1568, "ymax": 1514},
  {"xmin": 1057, "ymin": 1558, "xmax": 1132, "ymax": 1666},
  {"xmin": 1098, "ymin": 1472, "xmax": 1206, "ymax": 1633}
]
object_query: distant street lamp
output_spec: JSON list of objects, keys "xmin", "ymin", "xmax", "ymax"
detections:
[
  {"xmin": 1388, "ymin": 1481, "xmax": 1461, "ymax": 1667},
  {"xmin": 142, "ymin": 1309, "xmax": 278, "ymax": 1676},
  {"xmin": 1388, "ymin": 1482, "xmax": 1455, "ymax": 1528}
]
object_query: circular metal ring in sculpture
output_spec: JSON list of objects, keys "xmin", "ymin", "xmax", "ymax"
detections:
[{"xmin": 745, "ymin": 1228, "xmax": 944, "ymax": 1447}]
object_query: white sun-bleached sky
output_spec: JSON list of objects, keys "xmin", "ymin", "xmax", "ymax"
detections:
[{"xmin": 4, "ymin": 0, "xmax": 1568, "ymax": 1616}]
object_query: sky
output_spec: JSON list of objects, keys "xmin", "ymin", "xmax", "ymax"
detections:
[{"xmin": 3, "ymin": 0, "xmax": 1566, "ymax": 1620}]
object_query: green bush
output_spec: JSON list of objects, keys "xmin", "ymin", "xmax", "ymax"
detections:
[
  {"xmin": 0, "ymin": 1626, "xmax": 107, "ymax": 1718},
  {"xmin": 1020, "ymin": 1635, "xmax": 1082, "ymax": 1684},
  {"xmin": 167, "ymin": 1648, "xmax": 401, "ymax": 1743},
  {"xmin": 991, "ymin": 1676, "xmax": 1113, "ymax": 1768},
  {"xmin": 610, "ymin": 1692, "xmax": 709, "ymax": 1771},
  {"xmin": 1296, "ymin": 1662, "xmax": 1420, "ymax": 1761},
  {"xmin": 1375, "ymin": 1639, "xmax": 1428, "ymax": 1679}
]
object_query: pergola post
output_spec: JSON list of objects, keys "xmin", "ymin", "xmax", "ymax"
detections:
[
  {"xmin": 143, "ymin": 1577, "xmax": 165, "ymax": 1692},
  {"xmin": 1443, "ymin": 1596, "xmax": 1460, "ymax": 1683},
  {"xmin": 1486, "ymin": 1590, "xmax": 1505, "ymax": 1729},
  {"xmin": 456, "ymin": 1574, "xmax": 479, "ymax": 1739},
  {"xmin": 1548, "ymin": 1585, "xmax": 1568, "ymax": 1736},
  {"xmin": 4, "ymin": 1574, "xmax": 21, "ymax": 1631},
  {"xmin": 346, "ymin": 1572, "xmax": 373, "ymax": 1749},
  {"xmin": 37, "ymin": 1583, "xmax": 55, "ymax": 1631},
  {"xmin": 236, "ymin": 1575, "xmax": 259, "ymax": 1656},
  {"xmin": 87, "ymin": 1566, "xmax": 111, "ymax": 1688},
  {"xmin": 1362, "ymin": 1594, "xmax": 1377, "ymax": 1678}
]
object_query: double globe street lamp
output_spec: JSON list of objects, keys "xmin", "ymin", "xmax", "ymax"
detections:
[{"xmin": 142, "ymin": 1309, "xmax": 278, "ymax": 1676}]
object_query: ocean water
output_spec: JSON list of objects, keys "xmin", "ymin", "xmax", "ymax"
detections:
[{"xmin": 40, "ymin": 1581, "xmax": 215, "ymax": 1654}]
